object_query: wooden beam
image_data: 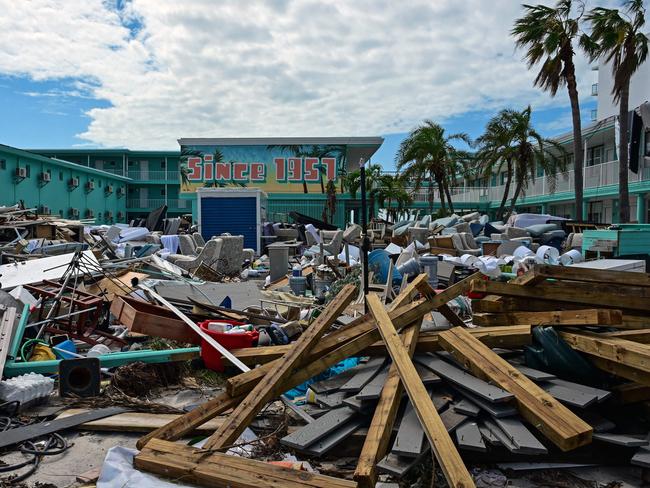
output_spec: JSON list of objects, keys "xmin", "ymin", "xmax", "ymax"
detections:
[
  {"xmin": 354, "ymin": 279, "xmax": 425, "ymax": 488},
  {"xmin": 135, "ymin": 438, "xmax": 356, "ymax": 488},
  {"xmin": 533, "ymin": 264, "xmax": 650, "ymax": 287},
  {"xmin": 203, "ymin": 284, "xmax": 356, "ymax": 450},
  {"xmin": 559, "ymin": 332, "xmax": 650, "ymax": 375},
  {"xmin": 367, "ymin": 293, "xmax": 475, "ymax": 488},
  {"xmin": 472, "ymin": 309, "xmax": 622, "ymax": 328},
  {"xmin": 471, "ymin": 280, "xmax": 650, "ymax": 312},
  {"xmin": 225, "ymin": 273, "xmax": 475, "ymax": 397},
  {"xmin": 439, "ymin": 327, "xmax": 592, "ymax": 451},
  {"xmin": 610, "ymin": 383, "xmax": 650, "ymax": 405},
  {"xmin": 136, "ymin": 391, "xmax": 241, "ymax": 450},
  {"xmin": 602, "ymin": 329, "xmax": 650, "ymax": 343}
]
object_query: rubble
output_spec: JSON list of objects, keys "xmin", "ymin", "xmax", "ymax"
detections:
[{"xmin": 0, "ymin": 206, "xmax": 649, "ymax": 487}]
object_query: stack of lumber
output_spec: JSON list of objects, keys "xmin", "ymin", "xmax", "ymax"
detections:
[{"xmin": 132, "ymin": 266, "xmax": 650, "ymax": 488}]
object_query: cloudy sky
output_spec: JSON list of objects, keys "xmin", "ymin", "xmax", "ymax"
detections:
[{"xmin": 0, "ymin": 0, "xmax": 631, "ymax": 167}]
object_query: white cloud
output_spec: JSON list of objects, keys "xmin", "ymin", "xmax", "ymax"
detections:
[{"xmin": 0, "ymin": 0, "xmax": 624, "ymax": 149}]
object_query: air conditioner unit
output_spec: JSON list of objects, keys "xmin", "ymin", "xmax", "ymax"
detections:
[
  {"xmin": 105, "ymin": 211, "xmax": 113, "ymax": 220},
  {"xmin": 40, "ymin": 171, "xmax": 51, "ymax": 182},
  {"xmin": 86, "ymin": 209, "xmax": 94, "ymax": 218},
  {"xmin": 15, "ymin": 167, "xmax": 26, "ymax": 178},
  {"xmin": 117, "ymin": 187, "xmax": 125, "ymax": 197},
  {"xmin": 117, "ymin": 211, "xmax": 125, "ymax": 220},
  {"xmin": 69, "ymin": 177, "xmax": 79, "ymax": 188},
  {"xmin": 70, "ymin": 208, "xmax": 80, "ymax": 218},
  {"xmin": 105, "ymin": 185, "xmax": 113, "ymax": 195},
  {"xmin": 86, "ymin": 181, "xmax": 95, "ymax": 191},
  {"xmin": 39, "ymin": 205, "xmax": 51, "ymax": 215}
]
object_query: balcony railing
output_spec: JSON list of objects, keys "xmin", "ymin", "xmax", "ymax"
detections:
[
  {"xmin": 127, "ymin": 170, "xmax": 179, "ymax": 181},
  {"xmin": 127, "ymin": 198, "xmax": 190, "ymax": 209}
]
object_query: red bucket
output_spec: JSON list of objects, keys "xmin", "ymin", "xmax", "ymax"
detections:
[{"xmin": 198, "ymin": 320, "xmax": 259, "ymax": 372}]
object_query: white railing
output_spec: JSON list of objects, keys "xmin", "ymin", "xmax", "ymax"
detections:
[
  {"xmin": 127, "ymin": 198, "xmax": 189, "ymax": 209},
  {"xmin": 407, "ymin": 186, "xmax": 490, "ymax": 204},
  {"xmin": 127, "ymin": 170, "xmax": 178, "ymax": 181}
]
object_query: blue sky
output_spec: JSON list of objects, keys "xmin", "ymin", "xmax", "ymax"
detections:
[{"xmin": 0, "ymin": 0, "xmax": 605, "ymax": 168}]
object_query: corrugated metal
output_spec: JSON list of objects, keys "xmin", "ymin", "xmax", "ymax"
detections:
[{"xmin": 200, "ymin": 196, "xmax": 257, "ymax": 250}]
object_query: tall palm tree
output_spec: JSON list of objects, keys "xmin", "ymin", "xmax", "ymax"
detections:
[
  {"xmin": 512, "ymin": 0, "xmax": 586, "ymax": 220},
  {"xmin": 374, "ymin": 174, "xmax": 413, "ymax": 222},
  {"xmin": 344, "ymin": 164, "xmax": 383, "ymax": 222},
  {"xmin": 505, "ymin": 107, "xmax": 567, "ymax": 220},
  {"xmin": 581, "ymin": 0, "xmax": 649, "ymax": 223},
  {"xmin": 475, "ymin": 109, "xmax": 521, "ymax": 220},
  {"xmin": 396, "ymin": 120, "xmax": 471, "ymax": 214}
]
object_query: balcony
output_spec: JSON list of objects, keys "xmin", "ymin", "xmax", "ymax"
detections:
[
  {"xmin": 127, "ymin": 198, "xmax": 190, "ymax": 210},
  {"xmin": 127, "ymin": 170, "xmax": 179, "ymax": 182}
]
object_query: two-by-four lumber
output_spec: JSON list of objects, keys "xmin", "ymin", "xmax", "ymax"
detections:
[
  {"xmin": 203, "ymin": 284, "xmax": 356, "ymax": 450},
  {"xmin": 472, "ymin": 309, "xmax": 622, "ymax": 327},
  {"xmin": 354, "ymin": 275, "xmax": 427, "ymax": 488},
  {"xmin": 438, "ymin": 327, "xmax": 592, "ymax": 451},
  {"xmin": 532, "ymin": 264, "xmax": 650, "ymax": 287},
  {"xmin": 470, "ymin": 280, "xmax": 650, "ymax": 312},
  {"xmin": 135, "ymin": 438, "xmax": 356, "ymax": 488},
  {"xmin": 226, "ymin": 273, "xmax": 474, "ymax": 397},
  {"xmin": 368, "ymin": 293, "xmax": 476, "ymax": 488}
]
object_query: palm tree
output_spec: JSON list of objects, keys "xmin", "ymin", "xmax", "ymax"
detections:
[
  {"xmin": 581, "ymin": 0, "xmax": 649, "ymax": 223},
  {"xmin": 475, "ymin": 109, "xmax": 521, "ymax": 220},
  {"xmin": 374, "ymin": 174, "xmax": 413, "ymax": 222},
  {"xmin": 395, "ymin": 120, "xmax": 471, "ymax": 215},
  {"xmin": 512, "ymin": 0, "xmax": 586, "ymax": 220},
  {"xmin": 344, "ymin": 164, "xmax": 383, "ymax": 222}
]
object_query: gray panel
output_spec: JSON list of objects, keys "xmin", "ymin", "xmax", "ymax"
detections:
[
  {"xmin": 301, "ymin": 420, "xmax": 364, "ymax": 456},
  {"xmin": 414, "ymin": 355, "xmax": 513, "ymax": 403},
  {"xmin": 356, "ymin": 366, "xmax": 389, "ymax": 401},
  {"xmin": 453, "ymin": 399, "xmax": 480, "ymax": 417},
  {"xmin": 392, "ymin": 400, "xmax": 426, "ymax": 458},
  {"xmin": 539, "ymin": 382, "xmax": 599, "ymax": 408},
  {"xmin": 339, "ymin": 357, "xmax": 385, "ymax": 393},
  {"xmin": 453, "ymin": 387, "xmax": 518, "ymax": 417},
  {"xmin": 280, "ymin": 406, "xmax": 357, "ymax": 449},
  {"xmin": 309, "ymin": 368, "xmax": 360, "ymax": 394},
  {"xmin": 593, "ymin": 433, "xmax": 649, "ymax": 447},
  {"xmin": 548, "ymin": 378, "xmax": 611, "ymax": 402},
  {"xmin": 456, "ymin": 421, "xmax": 487, "ymax": 452},
  {"xmin": 509, "ymin": 363, "xmax": 557, "ymax": 381},
  {"xmin": 316, "ymin": 390, "xmax": 353, "ymax": 409},
  {"xmin": 493, "ymin": 417, "xmax": 548, "ymax": 455}
]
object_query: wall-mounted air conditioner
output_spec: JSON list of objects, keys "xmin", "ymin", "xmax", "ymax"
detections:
[
  {"xmin": 69, "ymin": 177, "xmax": 79, "ymax": 189},
  {"xmin": 40, "ymin": 171, "xmax": 51, "ymax": 183},
  {"xmin": 15, "ymin": 167, "xmax": 26, "ymax": 179}
]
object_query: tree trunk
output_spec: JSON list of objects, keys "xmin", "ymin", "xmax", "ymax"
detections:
[
  {"xmin": 505, "ymin": 180, "xmax": 523, "ymax": 222},
  {"xmin": 496, "ymin": 160, "xmax": 513, "ymax": 221},
  {"xmin": 436, "ymin": 177, "xmax": 446, "ymax": 214},
  {"xmin": 565, "ymin": 58, "xmax": 584, "ymax": 221},
  {"xmin": 619, "ymin": 81, "xmax": 630, "ymax": 223},
  {"xmin": 443, "ymin": 180, "xmax": 455, "ymax": 214}
]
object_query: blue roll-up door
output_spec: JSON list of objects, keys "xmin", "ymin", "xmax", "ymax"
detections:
[{"xmin": 200, "ymin": 197, "xmax": 257, "ymax": 250}]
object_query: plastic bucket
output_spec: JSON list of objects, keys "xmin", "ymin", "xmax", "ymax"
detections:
[
  {"xmin": 368, "ymin": 249, "xmax": 402, "ymax": 285},
  {"xmin": 536, "ymin": 245, "xmax": 560, "ymax": 265},
  {"xmin": 559, "ymin": 249, "xmax": 583, "ymax": 266},
  {"xmin": 198, "ymin": 320, "xmax": 258, "ymax": 372}
]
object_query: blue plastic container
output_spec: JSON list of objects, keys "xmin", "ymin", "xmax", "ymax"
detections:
[
  {"xmin": 53, "ymin": 339, "xmax": 77, "ymax": 360},
  {"xmin": 368, "ymin": 249, "xmax": 402, "ymax": 285}
]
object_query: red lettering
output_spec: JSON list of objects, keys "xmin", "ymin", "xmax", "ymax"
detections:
[
  {"xmin": 274, "ymin": 158, "xmax": 286, "ymax": 182},
  {"xmin": 322, "ymin": 157, "xmax": 336, "ymax": 181},
  {"xmin": 187, "ymin": 157, "xmax": 202, "ymax": 180},
  {"xmin": 233, "ymin": 162, "xmax": 249, "ymax": 181},
  {"xmin": 250, "ymin": 162, "xmax": 265, "ymax": 182},
  {"xmin": 287, "ymin": 157, "xmax": 302, "ymax": 181},
  {"xmin": 215, "ymin": 162, "xmax": 231, "ymax": 181},
  {"xmin": 304, "ymin": 157, "xmax": 319, "ymax": 182}
]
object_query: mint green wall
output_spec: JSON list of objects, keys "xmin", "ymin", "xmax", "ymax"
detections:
[{"xmin": 0, "ymin": 147, "xmax": 127, "ymax": 224}]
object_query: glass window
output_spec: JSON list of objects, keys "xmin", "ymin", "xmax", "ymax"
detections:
[
  {"xmin": 25, "ymin": 165, "xmax": 31, "ymax": 177},
  {"xmin": 605, "ymin": 147, "xmax": 617, "ymax": 162},
  {"xmin": 536, "ymin": 164, "xmax": 544, "ymax": 177},
  {"xmin": 0, "ymin": 159, "xmax": 5, "ymax": 170},
  {"xmin": 587, "ymin": 145, "xmax": 604, "ymax": 166},
  {"xmin": 645, "ymin": 130, "xmax": 650, "ymax": 157}
]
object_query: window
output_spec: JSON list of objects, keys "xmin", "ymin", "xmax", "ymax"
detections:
[
  {"xmin": 587, "ymin": 145, "xmax": 604, "ymax": 166},
  {"xmin": 161, "ymin": 160, "xmax": 166, "ymax": 168},
  {"xmin": 25, "ymin": 165, "xmax": 31, "ymax": 177},
  {"xmin": 98, "ymin": 180, "xmax": 102, "ymax": 188},
  {"xmin": 500, "ymin": 172, "xmax": 506, "ymax": 185},
  {"xmin": 605, "ymin": 147, "xmax": 617, "ymax": 162},
  {"xmin": 645, "ymin": 130, "xmax": 650, "ymax": 157},
  {"xmin": 565, "ymin": 153, "xmax": 574, "ymax": 170},
  {"xmin": 0, "ymin": 159, "xmax": 5, "ymax": 170},
  {"xmin": 59, "ymin": 171, "xmax": 63, "ymax": 181},
  {"xmin": 536, "ymin": 163, "xmax": 544, "ymax": 178},
  {"xmin": 490, "ymin": 174, "xmax": 496, "ymax": 186}
]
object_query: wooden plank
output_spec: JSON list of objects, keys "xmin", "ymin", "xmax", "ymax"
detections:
[
  {"xmin": 439, "ymin": 327, "xmax": 592, "ymax": 451},
  {"xmin": 136, "ymin": 391, "xmax": 241, "ymax": 449},
  {"xmin": 204, "ymin": 284, "xmax": 356, "ymax": 449},
  {"xmin": 456, "ymin": 421, "xmax": 487, "ymax": 452},
  {"xmin": 611, "ymin": 383, "xmax": 650, "ymax": 404},
  {"xmin": 225, "ymin": 274, "xmax": 473, "ymax": 397},
  {"xmin": 57, "ymin": 409, "xmax": 225, "ymax": 433},
  {"xmin": 135, "ymin": 438, "xmax": 356, "ymax": 488},
  {"xmin": 367, "ymin": 293, "xmax": 476, "ymax": 488},
  {"xmin": 472, "ymin": 309, "xmax": 622, "ymax": 327},
  {"xmin": 533, "ymin": 264, "xmax": 650, "ymax": 287},
  {"xmin": 602, "ymin": 329, "xmax": 650, "ymax": 343},
  {"xmin": 559, "ymin": 332, "xmax": 650, "ymax": 375},
  {"xmin": 414, "ymin": 355, "xmax": 513, "ymax": 403},
  {"xmin": 471, "ymin": 280, "xmax": 650, "ymax": 312}
]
